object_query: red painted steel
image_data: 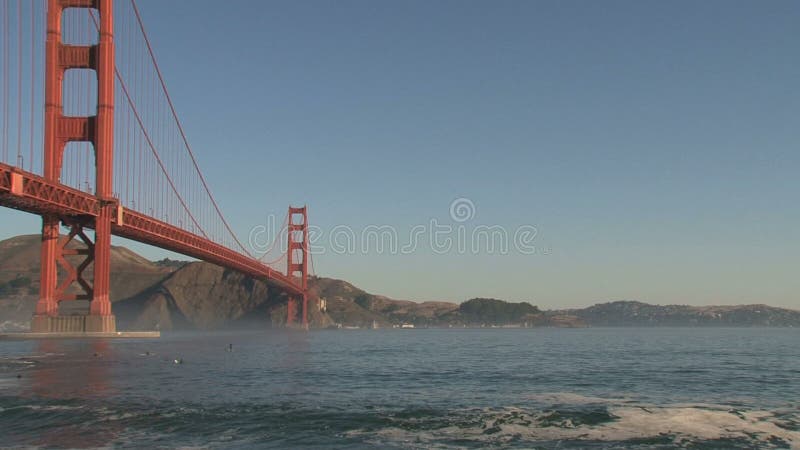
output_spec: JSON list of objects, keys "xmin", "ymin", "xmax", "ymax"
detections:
[
  {"xmin": 0, "ymin": 163, "xmax": 307, "ymax": 298},
  {"xmin": 53, "ymin": 220, "xmax": 95, "ymax": 302},
  {"xmin": 34, "ymin": 0, "xmax": 116, "ymax": 329},
  {"xmin": 92, "ymin": 0, "xmax": 116, "ymax": 318},
  {"xmin": 0, "ymin": 1, "xmax": 311, "ymax": 330},
  {"xmin": 286, "ymin": 206, "xmax": 309, "ymax": 326}
]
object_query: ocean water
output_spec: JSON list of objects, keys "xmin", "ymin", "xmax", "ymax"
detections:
[{"xmin": 0, "ymin": 328, "xmax": 798, "ymax": 449}]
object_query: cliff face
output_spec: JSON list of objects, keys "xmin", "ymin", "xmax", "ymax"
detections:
[
  {"xmin": 115, "ymin": 262, "xmax": 270, "ymax": 330},
  {"xmin": 115, "ymin": 263, "xmax": 334, "ymax": 330}
]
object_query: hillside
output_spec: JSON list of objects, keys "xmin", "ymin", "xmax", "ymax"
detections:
[
  {"xmin": 1, "ymin": 235, "xmax": 798, "ymax": 330},
  {"xmin": 0, "ymin": 234, "xmax": 175, "ymax": 329},
  {"xmin": 442, "ymin": 297, "xmax": 542, "ymax": 326},
  {"xmin": 313, "ymin": 276, "xmax": 457, "ymax": 327},
  {"xmin": 0, "ymin": 235, "xmax": 334, "ymax": 331},
  {"xmin": 116, "ymin": 263, "xmax": 333, "ymax": 330},
  {"xmin": 558, "ymin": 301, "xmax": 800, "ymax": 327}
]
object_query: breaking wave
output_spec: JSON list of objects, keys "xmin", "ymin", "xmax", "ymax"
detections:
[
  {"xmin": 348, "ymin": 398, "xmax": 800, "ymax": 449},
  {"xmin": 1, "ymin": 394, "xmax": 796, "ymax": 449}
]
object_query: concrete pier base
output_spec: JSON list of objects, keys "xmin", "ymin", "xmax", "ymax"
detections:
[
  {"xmin": 31, "ymin": 315, "xmax": 116, "ymax": 333},
  {"xmin": 1, "ymin": 331, "xmax": 159, "ymax": 340},
  {"xmin": 86, "ymin": 315, "xmax": 116, "ymax": 332}
]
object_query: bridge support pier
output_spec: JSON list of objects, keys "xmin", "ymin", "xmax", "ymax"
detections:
[
  {"xmin": 286, "ymin": 297, "xmax": 297, "ymax": 327},
  {"xmin": 285, "ymin": 207, "xmax": 309, "ymax": 329},
  {"xmin": 285, "ymin": 294, "xmax": 308, "ymax": 329},
  {"xmin": 302, "ymin": 294, "xmax": 308, "ymax": 329},
  {"xmin": 31, "ymin": 0, "xmax": 116, "ymax": 334},
  {"xmin": 31, "ymin": 215, "xmax": 60, "ymax": 333},
  {"xmin": 88, "ymin": 206, "xmax": 115, "ymax": 331},
  {"xmin": 34, "ymin": 215, "xmax": 60, "ymax": 318},
  {"xmin": 32, "ymin": 218, "xmax": 116, "ymax": 333}
]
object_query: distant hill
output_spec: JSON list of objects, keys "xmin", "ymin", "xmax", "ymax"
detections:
[
  {"xmin": 1, "ymin": 235, "xmax": 798, "ymax": 330},
  {"xmin": 555, "ymin": 300, "xmax": 800, "ymax": 327},
  {"xmin": 448, "ymin": 298, "xmax": 541, "ymax": 326},
  {"xmin": 314, "ymin": 276, "xmax": 457, "ymax": 328}
]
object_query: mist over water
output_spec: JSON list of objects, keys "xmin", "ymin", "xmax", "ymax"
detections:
[{"xmin": 1, "ymin": 328, "xmax": 798, "ymax": 448}]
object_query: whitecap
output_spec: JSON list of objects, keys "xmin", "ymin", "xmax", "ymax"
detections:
[{"xmin": 348, "ymin": 403, "xmax": 800, "ymax": 448}]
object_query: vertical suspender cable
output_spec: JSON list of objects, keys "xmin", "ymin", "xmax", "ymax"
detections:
[
  {"xmin": 39, "ymin": 0, "xmax": 45, "ymax": 174},
  {"xmin": 17, "ymin": 0, "xmax": 23, "ymax": 166},
  {"xmin": 130, "ymin": 0, "xmax": 254, "ymax": 256},
  {"xmin": 86, "ymin": 7, "xmax": 91, "ymax": 192},
  {"xmin": 125, "ymin": 29, "xmax": 131, "ymax": 203},
  {"xmin": 29, "ymin": 0, "xmax": 35, "ymax": 172},
  {"xmin": 72, "ymin": 10, "xmax": 78, "ymax": 187},
  {"xmin": 3, "ymin": 0, "xmax": 9, "ymax": 164}
]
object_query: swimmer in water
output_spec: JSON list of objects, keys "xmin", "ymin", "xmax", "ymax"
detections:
[{"xmin": 173, "ymin": 358, "xmax": 183, "ymax": 364}]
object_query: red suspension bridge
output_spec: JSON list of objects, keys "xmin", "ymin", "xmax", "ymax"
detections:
[{"xmin": 0, "ymin": 0, "xmax": 312, "ymax": 332}]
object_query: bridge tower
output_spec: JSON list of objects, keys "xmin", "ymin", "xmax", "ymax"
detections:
[
  {"xmin": 285, "ymin": 206, "xmax": 309, "ymax": 328},
  {"xmin": 32, "ymin": 0, "xmax": 116, "ymax": 333}
]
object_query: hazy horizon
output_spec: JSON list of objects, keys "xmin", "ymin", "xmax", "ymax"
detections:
[
  {"xmin": 0, "ymin": 231, "xmax": 797, "ymax": 311},
  {"xmin": 1, "ymin": 0, "xmax": 798, "ymax": 310}
]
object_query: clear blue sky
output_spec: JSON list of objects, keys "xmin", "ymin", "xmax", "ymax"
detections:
[{"xmin": 2, "ymin": 0, "xmax": 798, "ymax": 308}]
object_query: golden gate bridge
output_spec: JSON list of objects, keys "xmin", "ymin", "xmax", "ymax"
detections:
[{"xmin": 0, "ymin": 0, "xmax": 312, "ymax": 332}]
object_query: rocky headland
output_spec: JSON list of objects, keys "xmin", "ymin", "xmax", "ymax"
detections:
[{"xmin": 1, "ymin": 235, "xmax": 798, "ymax": 331}]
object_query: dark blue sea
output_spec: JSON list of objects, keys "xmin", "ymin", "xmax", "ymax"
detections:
[{"xmin": 1, "ymin": 328, "xmax": 798, "ymax": 449}]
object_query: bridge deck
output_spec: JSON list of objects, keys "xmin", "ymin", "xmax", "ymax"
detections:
[{"xmin": 0, "ymin": 162, "xmax": 301, "ymax": 296}]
